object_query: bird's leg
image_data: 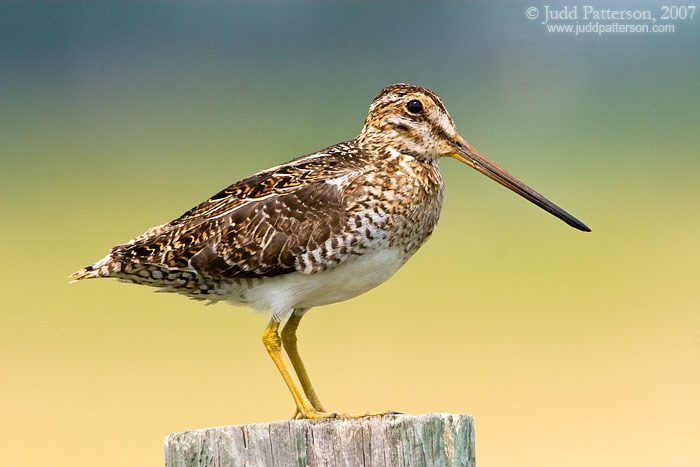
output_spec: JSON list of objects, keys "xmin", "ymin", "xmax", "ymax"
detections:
[
  {"xmin": 263, "ymin": 318, "xmax": 399, "ymax": 420},
  {"xmin": 262, "ymin": 318, "xmax": 315, "ymax": 416},
  {"xmin": 281, "ymin": 309, "xmax": 326, "ymax": 413}
]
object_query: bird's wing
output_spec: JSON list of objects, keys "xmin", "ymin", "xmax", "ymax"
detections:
[
  {"xmin": 108, "ymin": 149, "xmax": 366, "ymax": 279},
  {"xmin": 187, "ymin": 180, "xmax": 353, "ymax": 278}
]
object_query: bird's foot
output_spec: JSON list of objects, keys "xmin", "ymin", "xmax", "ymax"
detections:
[{"xmin": 291, "ymin": 408, "xmax": 402, "ymax": 420}]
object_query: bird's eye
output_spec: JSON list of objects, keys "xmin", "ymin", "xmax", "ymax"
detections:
[{"xmin": 406, "ymin": 100, "xmax": 423, "ymax": 114}]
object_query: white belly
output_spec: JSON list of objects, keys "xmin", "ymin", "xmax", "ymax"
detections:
[{"xmin": 213, "ymin": 247, "xmax": 407, "ymax": 320}]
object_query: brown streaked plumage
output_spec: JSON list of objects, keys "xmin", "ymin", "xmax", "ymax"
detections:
[{"xmin": 73, "ymin": 83, "xmax": 590, "ymax": 419}]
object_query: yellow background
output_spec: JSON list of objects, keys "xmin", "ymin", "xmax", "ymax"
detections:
[{"xmin": 2, "ymin": 2, "xmax": 699, "ymax": 466}]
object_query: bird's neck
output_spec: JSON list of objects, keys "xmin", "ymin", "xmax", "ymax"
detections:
[{"xmin": 355, "ymin": 133, "xmax": 439, "ymax": 167}]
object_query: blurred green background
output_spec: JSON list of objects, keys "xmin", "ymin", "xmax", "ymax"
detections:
[{"xmin": 2, "ymin": 2, "xmax": 699, "ymax": 466}]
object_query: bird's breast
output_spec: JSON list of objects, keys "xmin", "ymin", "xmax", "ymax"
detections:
[{"xmin": 350, "ymin": 156, "xmax": 445, "ymax": 258}]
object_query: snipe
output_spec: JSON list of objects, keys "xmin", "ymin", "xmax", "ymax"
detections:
[{"xmin": 73, "ymin": 83, "xmax": 590, "ymax": 419}]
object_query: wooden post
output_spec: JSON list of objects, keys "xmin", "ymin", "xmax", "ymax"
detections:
[{"xmin": 165, "ymin": 413, "xmax": 474, "ymax": 467}]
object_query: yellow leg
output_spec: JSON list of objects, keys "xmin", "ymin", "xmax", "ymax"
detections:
[
  {"xmin": 281, "ymin": 310, "xmax": 326, "ymax": 412},
  {"xmin": 262, "ymin": 318, "xmax": 396, "ymax": 420}
]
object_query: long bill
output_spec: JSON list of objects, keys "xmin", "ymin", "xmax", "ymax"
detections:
[{"xmin": 448, "ymin": 137, "xmax": 591, "ymax": 232}]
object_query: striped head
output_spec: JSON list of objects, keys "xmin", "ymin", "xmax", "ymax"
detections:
[
  {"xmin": 357, "ymin": 83, "xmax": 591, "ymax": 232},
  {"xmin": 358, "ymin": 83, "xmax": 458, "ymax": 162}
]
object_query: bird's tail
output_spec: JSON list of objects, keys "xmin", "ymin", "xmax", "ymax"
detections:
[{"xmin": 70, "ymin": 254, "xmax": 113, "ymax": 282}]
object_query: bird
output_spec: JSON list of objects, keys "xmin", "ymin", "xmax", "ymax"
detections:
[{"xmin": 72, "ymin": 83, "xmax": 590, "ymax": 420}]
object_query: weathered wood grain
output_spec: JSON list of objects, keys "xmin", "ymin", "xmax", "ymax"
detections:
[{"xmin": 164, "ymin": 413, "xmax": 474, "ymax": 467}]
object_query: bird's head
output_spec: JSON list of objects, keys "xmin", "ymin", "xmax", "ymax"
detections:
[
  {"xmin": 358, "ymin": 83, "xmax": 590, "ymax": 232},
  {"xmin": 358, "ymin": 83, "xmax": 459, "ymax": 162}
]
